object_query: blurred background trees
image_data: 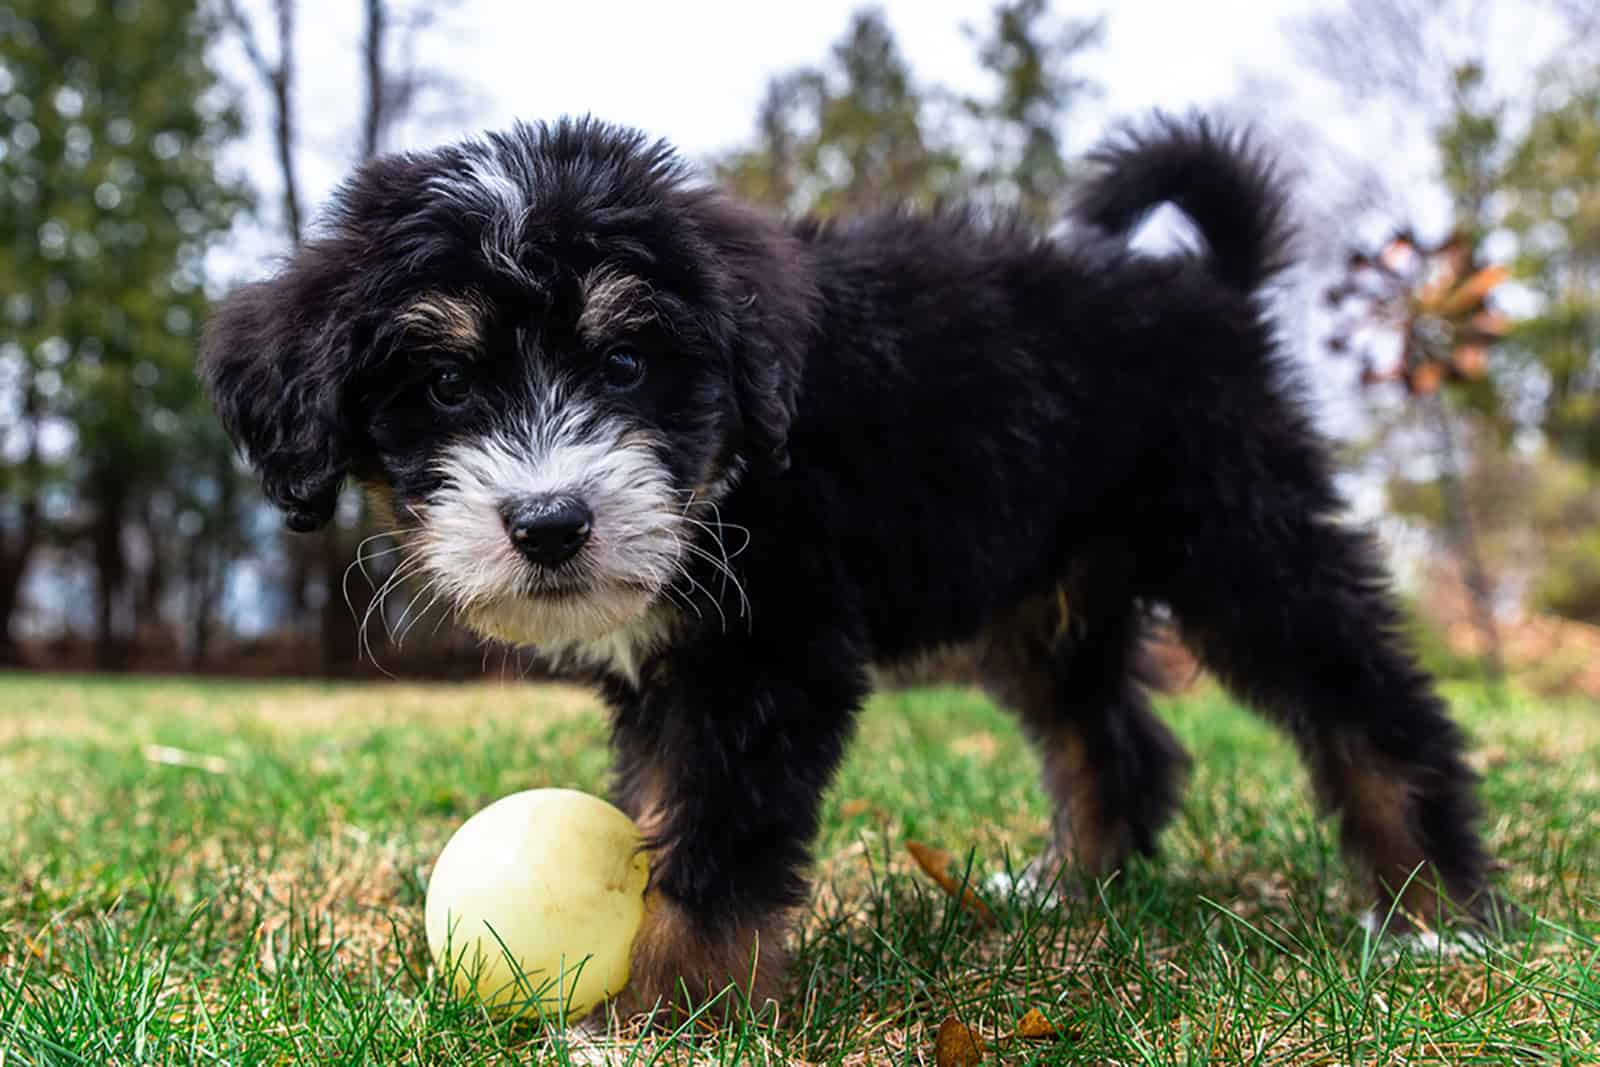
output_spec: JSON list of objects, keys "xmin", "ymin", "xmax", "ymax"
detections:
[
  {"xmin": 0, "ymin": 0, "xmax": 245, "ymax": 667},
  {"xmin": 715, "ymin": 8, "xmax": 965, "ymax": 216},
  {"xmin": 1293, "ymin": 0, "xmax": 1599, "ymax": 695},
  {"xmin": 715, "ymin": 1, "xmax": 1101, "ymax": 223},
  {"xmin": 0, "ymin": 0, "xmax": 1596, "ymax": 693}
]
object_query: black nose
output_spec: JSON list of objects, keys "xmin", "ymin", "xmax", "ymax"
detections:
[{"xmin": 501, "ymin": 496, "xmax": 593, "ymax": 567}]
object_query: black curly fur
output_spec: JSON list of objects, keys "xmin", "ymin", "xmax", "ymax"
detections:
[
  {"xmin": 202, "ymin": 114, "xmax": 1491, "ymax": 998},
  {"xmin": 1073, "ymin": 113, "xmax": 1296, "ymax": 294}
]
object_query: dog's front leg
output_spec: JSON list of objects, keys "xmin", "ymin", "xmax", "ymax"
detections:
[{"xmin": 600, "ymin": 638, "xmax": 865, "ymax": 1022}]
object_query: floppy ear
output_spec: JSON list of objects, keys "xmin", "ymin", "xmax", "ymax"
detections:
[
  {"xmin": 688, "ymin": 193, "xmax": 819, "ymax": 473},
  {"xmin": 203, "ymin": 152, "xmax": 453, "ymax": 529},
  {"xmin": 201, "ymin": 244, "xmax": 359, "ymax": 532}
]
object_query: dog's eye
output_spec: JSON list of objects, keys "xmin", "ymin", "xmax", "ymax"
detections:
[
  {"xmin": 602, "ymin": 348, "xmax": 646, "ymax": 391},
  {"xmin": 429, "ymin": 369, "xmax": 472, "ymax": 408}
]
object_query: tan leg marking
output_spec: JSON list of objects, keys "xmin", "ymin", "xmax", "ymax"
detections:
[
  {"xmin": 611, "ymin": 895, "xmax": 789, "ymax": 1022},
  {"xmin": 979, "ymin": 589, "xmax": 1129, "ymax": 880},
  {"xmin": 1330, "ymin": 744, "xmax": 1447, "ymax": 925}
]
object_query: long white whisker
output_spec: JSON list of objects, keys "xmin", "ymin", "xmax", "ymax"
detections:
[
  {"xmin": 675, "ymin": 565, "xmax": 727, "ymax": 633},
  {"xmin": 361, "ymin": 556, "xmax": 424, "ymax": 666},
  {"xmin": 376, "ymin": 559, "xmax": 426, "ymax": 642},
  {"xmin": 679, "ymin": 542, "xmax": 751, "ymax": 623},
  {"xmin": 359, "ymin": 561, "xmax": 414, "ymax": 680},
  {"xmin": 395, "ymin": 579, "xmax": 445, "ymax": 647},
  {"xmin": 356, "ymin": 542, "xmax": 415, "ymax": 566},
  {"xmin": 354, "ymin": 530, "xmax": 419, "ymax": 587},
  {"xmin": 344, "ymin": 543, "xmax": 401, "ymax": 625},
  {"xmin": 656, "ymin": 562, "xmax": 703, "ymax": 622},
  {"xmin": 680, "ymin": 502, "xmax": 752, "ymax": 559},
  {"xmin": 667, "ymin": 494, "xmax": 748, "ymax": 617},
  {"xmin": 360, "ymin": 561, "xmax": 410, "ymax": 660}
]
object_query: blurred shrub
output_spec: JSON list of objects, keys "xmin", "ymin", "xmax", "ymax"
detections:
[
  {"xmin": 1399, "ymin": 597, "xmax": 1491, "ymax": 683},
  {"xmin": 1535, "ymin": 527, "xmax": 1600, "ymax": 622}
]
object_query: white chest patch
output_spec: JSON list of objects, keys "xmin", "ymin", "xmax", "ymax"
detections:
[{"xmin": 538, "ymin": 602, "xmax": 680, "ymax": 686}]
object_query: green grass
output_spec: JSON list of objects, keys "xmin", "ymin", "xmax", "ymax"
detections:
[{"xmin": 1, "ymin": 672, "xmax": 1597, "ymax": 1064}]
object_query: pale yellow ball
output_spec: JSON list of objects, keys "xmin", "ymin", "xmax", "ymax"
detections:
[{"xmin": 424, "ymin": 788, "xmax": 649, "ymax": 1020}]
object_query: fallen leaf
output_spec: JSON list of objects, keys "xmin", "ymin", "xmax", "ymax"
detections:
[
  {"xmin": 1015, "ymin": 1007, "xmax": 1057, "ymax": 1040},
  {"xmin": 838, "ymin": 798, "xmax": 872, "ymax": 818},
  {"xmin": 906, "ymin": 841, "xmax": 995, "ymax": 927},
  {"xmin": 935, "ymin": 1015, "xmax": 985, "ymax": 1067}
]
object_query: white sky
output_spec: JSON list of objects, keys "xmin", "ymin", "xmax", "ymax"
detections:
[
  {"xmin": 439, "ymin": 0, "xmax": 1324, "ymax": 153},
  {"xmin": 218, "ymin": 0, "xmax": 1334, "ymax": 270}
]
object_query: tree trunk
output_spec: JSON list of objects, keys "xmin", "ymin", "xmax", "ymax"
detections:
[
  {"xmin": 271, "ymin": 0, "xmax": 302, "ymax": 244},
  {"xmin": 138, "ymin": 498, "xmax": 165, "ymax": 627},
  {"xmin": 1427, "ymin": 393, "xmax": 1504, "ymax": 686},
  {"xmin": 1, "ymin": 373, "xmax": 44, "ymax": 665},
  {"xmin": 190, "ymin": 447, "xmax": 239, "ymax": 668},
  {"xmin": 0, "ymin": 528, "xmax": 36, "ymax": 664},
  {"xmin": 91, "ymin": 468, "xmax": 131, "ymax": 670}
]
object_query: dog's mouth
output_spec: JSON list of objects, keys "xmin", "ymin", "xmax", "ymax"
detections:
[
  {"xmin": 524, "ymin": 582, "xmax": 587, "ymax": 602},
  {"xmin": 520, "ymin": 575, "xmax": 657, "ymax": 603},
  {"xmin": 457, "ymin": 572, "xmax": 664, "ymax": 648},
  {"xmin": 519, "ymin": 568, "xmax": 591, "ymax": 600}
]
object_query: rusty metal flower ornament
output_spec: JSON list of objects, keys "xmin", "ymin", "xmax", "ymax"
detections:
[{"xmin": 1326, "ymin": 230, "xmax": 1510, "ymax": 394}]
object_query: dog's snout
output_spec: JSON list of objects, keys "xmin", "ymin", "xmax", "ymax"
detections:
[{"xmin": 501, "ymin": 495, "xmax": 593, "ymax": 567}]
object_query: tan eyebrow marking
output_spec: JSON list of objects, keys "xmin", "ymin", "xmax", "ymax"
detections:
[
  {"xmin": 578, "ymin": 266, "xmax": 658, "ymax": 341},
  {"xmin": 395, "ymin": 292, "xmax": 487, "ymax": 352}
]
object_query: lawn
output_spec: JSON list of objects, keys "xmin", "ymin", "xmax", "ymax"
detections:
[{"xmin": 1, "ymin": 672, "xmax": 1597, "ymax": 1065}]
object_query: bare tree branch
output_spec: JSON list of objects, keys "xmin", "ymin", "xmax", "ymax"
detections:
[
  {"xmin": 219, "ymin": 0, "xmax": 271, "ymax": 80},
  {"xmin": 1292, "ymin": 0, "xmax": 1457, "ymax": 113},
  {"xmin": 364, "ymin": 0, "xmax": 471, "ymax": 155},
  {"xmin": 1549, "ymin": 0, "xmax": 1600, "ymax": 38},
  {"xmin": 222, "ymin": 0, "xmax": 302, "ymax": 244},
  {"xmin": 361, "ymin": 0, "xmax": 386, "ymax": 161}
]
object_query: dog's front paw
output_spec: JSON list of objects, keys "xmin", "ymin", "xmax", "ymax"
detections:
[
  {"xmin": 987, "ymin": 843, "xmax": 1102, "ymax": 904},
  {"xmin": 606, "ymin": 894, "xmax": 788, "ymax": 1026}
]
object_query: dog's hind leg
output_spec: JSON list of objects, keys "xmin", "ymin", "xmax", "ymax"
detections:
[
  {"xmin": 1162, "ymin": 500, "xmax": 1489, "ymax": 928},
  {"xmin": 980, "ymin": 572, "xmax": 1191, "ymax": 885}
]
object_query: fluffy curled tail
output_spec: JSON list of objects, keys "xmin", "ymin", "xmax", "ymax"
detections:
[{"xmin": 1072, "ymin": 114, "xmax": 1295, "ymax": 295}]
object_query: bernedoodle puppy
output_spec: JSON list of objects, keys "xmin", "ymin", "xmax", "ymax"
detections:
[{"xmin": 202, "ymin": 114, "xmax": 1489, "ymax": 1016}]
